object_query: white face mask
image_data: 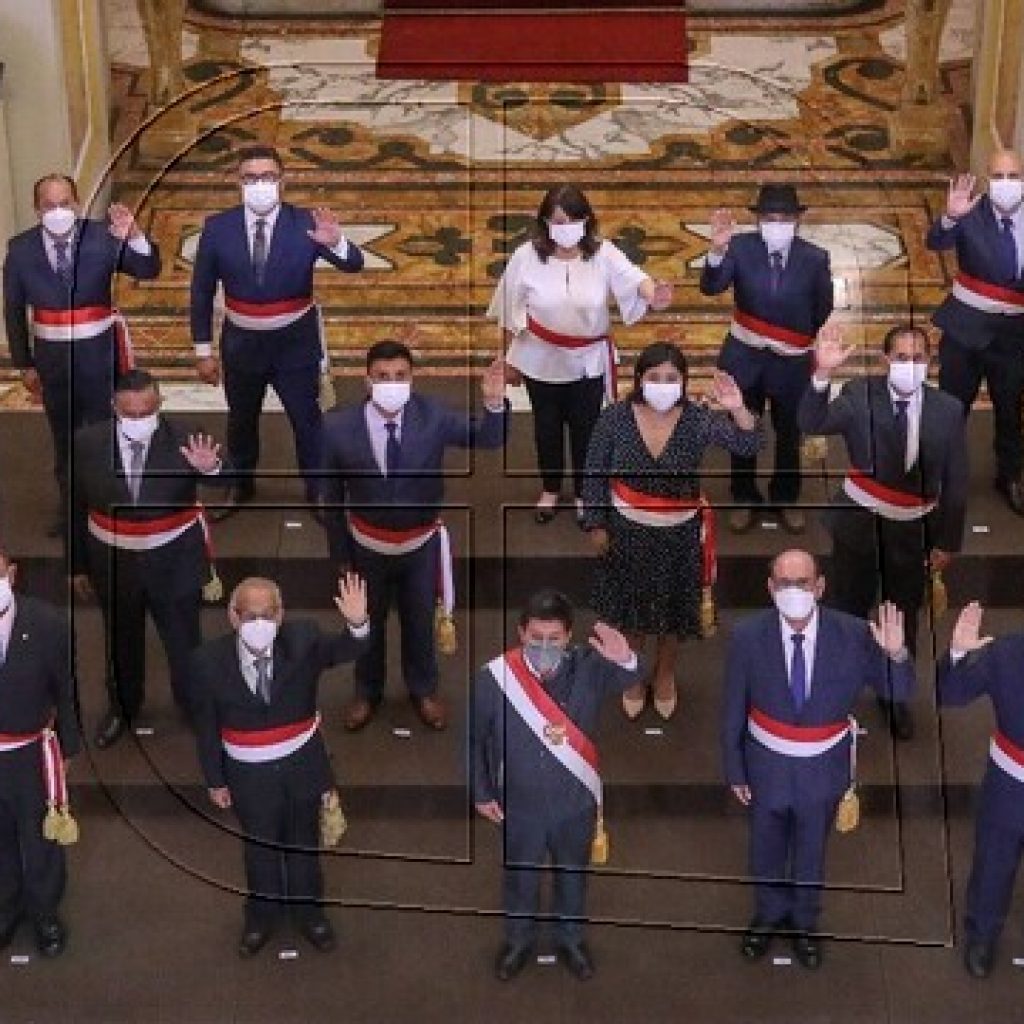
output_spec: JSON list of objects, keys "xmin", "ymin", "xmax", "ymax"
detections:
[
  {"xmin": 41, "ymin": 206, "xmax": 76, "ymax": 237},
  {"xmin": 371, "ymin": 379, "xmax": 411, "ymax": 414},
  {"xmin": 548, "ymin": 220, "xmax": 587, "ymax": 249},
  {"xmin": 243, "ymin": 180, "xmax": 280, "ymax": 216},
  {"xmin": 760, "ymin": 221, "xmax": 796, "ymax": 253},
  {"xmin": 642, "ymin": 379, "xmax": 682, "ymax": 412},
  {"xmin": 238, "ymin": 617, "xmax": 278, "ymax": 653},
  {"xmin": 119, "ymin": 413, "xmax": 160, "ymax": 444},
  {"xmin": 773, "ymin": 586, "xmax": 816, "ymax": 621},
  {"xmin": 990, "ymin": 178, "xmax": 1023, "ymax": 213},
  {"xmin": 888, "ymin": 360, "xmax": 928, "ymax": 396},
  {"xmin": 0, "ymin": 576, "xmax": 12, "ymax": 614}
]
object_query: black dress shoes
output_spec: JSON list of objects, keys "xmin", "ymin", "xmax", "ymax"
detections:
[
  {"xmin": 238, "ymin": 922, "xmax": 274, "ymax": 959},
  {"xmin": 792, "ymin": 932, "xmax": 822, "ymax": 970},
  {"xmin": 494, "ymin": 942, "xmax": 532, "ymax": 981},
  {"xmin": 557, "ymin": 941, "xmax": 595, "ymax": 980},
  {"xmin": 299, "ymin": 916, "xmax": 336, "ymax": 953},
  {"xmin": 94, "ymin": 710, "xmax": 128, "ymax": 750},
  {"xmin": 211, "ymin": 484, "xmax": 254, "ymax": 523},
  {"xmin": 35, "ymin": 917, "xmax": 66, "ymax": 958},
  {"xmin": 534, "ymin": 505, "xmax": 559, "ymax": 525},
  {"xmin": 964, "ymin": 940, "xmax": 996, "ymax": 979},
  {"xmin": 996, "ymin": 477, "xmax": 1024, "ymax": 517},
  {"xmin": 740, "ymin": 920, "xmax": 773, "ymax": 961}
]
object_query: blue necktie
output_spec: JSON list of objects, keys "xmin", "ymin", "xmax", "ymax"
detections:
[
  {"xmin": 999, "ymin": 217, "xmax": 1019, "ymax": 282},
  {"xmin": 385, "ymin": 420, "xmax": 400, "ymax": 476},
  {"xmin": 769, "ymin": 251, "xmax": 783, "ymax": 294},
  {"xmin": 790, "ymin": 633, "xmax": 807, "ymax": 712},
  {"xmin": 253, "ymin": 218, "xmax": 267, "ymax": 285},
  {"xmin": 53, "ymin": 238, "xmax": 72, "ymax": 286}
]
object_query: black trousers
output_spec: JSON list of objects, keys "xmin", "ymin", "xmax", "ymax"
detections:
[
  {"xmin": 225, "ymin": 754, "xmax": 326, "ymax": 929},
  {"xmin": 938, "ymin": 330, "xmax": 1024, "ymax": 482},
  {"xmin": 502, "ymin": 806, "xmax": 595, "ymax": 947},
  {"xmin": 94, "ymin": 567, "xmax": 202, "ymax": 718},
  {"xmin": 0, "ymin": 745, "xmax": 66, "ymax": 930},
  {"xmin": 350, "ymin": 537, "xmax": 438, "ymax": 702},
  {"xmin": 829, "ymin": 519, "xmax": 927, "ymax": 659},
  {"xmin": 523, "ymin": 376, "xmax": 604, "ymax": 498}
]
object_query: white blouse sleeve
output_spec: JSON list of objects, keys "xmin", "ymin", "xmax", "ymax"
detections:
[
  {"xmin": 486, "ymin": 243, "xmax": 529, "ymax": 334},
  {"xmin": 602, "ymin": 241, "xmax": 650, "ymax": 326}
]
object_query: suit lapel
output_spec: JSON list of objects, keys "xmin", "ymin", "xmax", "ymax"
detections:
[
  {"xmin": 137, "ymin": 421, "xmax": 178, "ymax": 505},
  {"xmin": 263, "ymin": 203, "xmax": 292, "ymax": 282},
  {"xmin": 805, "ymin": 612, "xmax": 833, "ymax": 713},
  {"xmin": 763, "ymin": 614, "xmax": 792, "ymax": 708}
]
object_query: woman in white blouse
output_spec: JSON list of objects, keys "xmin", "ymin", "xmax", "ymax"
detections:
[{"xmin": 487, "ymin": 185, "xmax": 672, "ymax": 525}]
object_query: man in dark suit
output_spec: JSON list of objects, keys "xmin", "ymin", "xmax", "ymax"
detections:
[
  {"xmin": 190, "ymin": 144, "xmax": 364, "ymax": 515},
  {"xmin": 472, "ymin": 589, "xmax": 643, "ymax": 981},
  {"xmin": 926, "ymin": 149, "xmax": 1024, "ymax": 515},
  {"xmin": 798, "ymin": 322, "xmax": 968, "ymax": 740},
  {"xmin": 71, "ymin": 369, "xmax": 225, "ymax": 748},
  {"xmin": 722, "ymin": 549, "xmax": 913, "ymax": 968},
  {"xmin": 700, "ymin": 184, "xmax": 834, "ymax": 534},
  {"xmin": 0, "ymin": 545, "xmax": 80, "ymax": 958},
  {"xmin": 321, "ymin": 339, "xmax": 509, "ymax": 732},
  {"xmin": 191, "ymin": 572, "xmax": 369, "ymax": 957},
  {"xmin": 938, "ymin": 601, "xmax": 1024, "ymax": 979},
  {"xmin": 2, "ymin": 173, "xmax": 161, "ymax": 534}
]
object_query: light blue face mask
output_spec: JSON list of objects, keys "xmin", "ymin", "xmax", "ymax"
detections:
[{"xmin": 524, "ymin": 640, "xmax": 567, "ymax": 678}]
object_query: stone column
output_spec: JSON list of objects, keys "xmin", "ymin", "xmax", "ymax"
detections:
[
  {"xmin": 970, "ymin": 0, "xmax": 1024, "ymax": 170},
  {"xmin": 136, "ymin": 0, "xmax": 186, "ymax": 105}
]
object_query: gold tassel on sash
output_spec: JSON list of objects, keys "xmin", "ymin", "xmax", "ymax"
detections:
[
  {"xmin": 834, "ymin": 716, "xmax": 860, "ymax": 833},
  {"xmin": 435, "ymin": 600, "xmax": 458, "ymax": 655},
  {"xmin": 318, "ymin": 368, "xmax": 336, "ymax": 412},
  {"xmin": 43, "ymin": 805, "xmax": 79, "ymax": 846},
  {"xmin": 700, "ymin": 586, "xmax": 717, "ymax": 638},
  {"xmin": 930, "ymin": 569, "xmax": 948, "ymax": 619},
  {"xmin": 801, "ymin": 435, "xmax": 828, "ymax": 465},
  {"xmin": 590, "ymin": 813, "xmax": 609, "ymax": 865},
  {"xmin": 203, "ymin": 566, "xmax": 224, "ymax": 604},
  {"xmin": 320, "ymin": 789, "xmax": 348, "ymax": 847},
  {"xmin": 40, "ymin": 728, "xmax": 78, "ymax": 845}
]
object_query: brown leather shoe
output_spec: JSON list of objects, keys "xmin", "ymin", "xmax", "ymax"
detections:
[
  {"xmin": 412, "ymin": 695, "xmax": 447, "ymax": 731},
  {"xmin": 342, "ymin": 698, "xmax": 376, "ymax": 732},
  {"xmin": 729, "ymin": 507, "xmax": 757, "ymax": 534},
  {"xmin": 778, "ymin": 507, "xmax": 806, "ymax": 534}
]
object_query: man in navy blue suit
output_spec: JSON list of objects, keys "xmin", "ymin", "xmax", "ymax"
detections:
[
  {"xmin": 926, "ymin": 149, "xmax": 1024, "ymax": 515},
  {"xmin": 722, "ymin": 548, "xmax": 913, "ymax": 968},
  {"xmin": 3, "ymin": 173, "xmax": 161, "ymax": 534},
  {"xmin": 700, "ymin": 185, "xmax": 834, "ymax": 534},
  {"xmin": 938, "ymin": 601, "xmax": 1024, "ymax": 978},
  {"xmin": 190, "ymin": 145, "xmax": 364, "ymax": 517},
  {"xmin": 321, "ymin": 339, "xmax": 508, "ymax": 732}
]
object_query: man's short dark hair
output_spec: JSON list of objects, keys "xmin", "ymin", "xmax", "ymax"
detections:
[
  {"xmin": 114, "ymin": 369, "xmax": 160, "ymax": 395},
  {"xmin": 33, "ymin": 173, "xmax": 78, "ymax": 207},
  {"xmin": 237, "ymin": 145, "xmax": 284, "ymax": 171},
  {"xmin": 519, "ymin": 589, "xmax": 574, "ymax": 631},
  {"xmin": 366, "ymin": 340, "xmax": 415, "ymax": 371},
  {"xmin": 882, "ymin": 322, "xmax": 930, "ymax": 354}
]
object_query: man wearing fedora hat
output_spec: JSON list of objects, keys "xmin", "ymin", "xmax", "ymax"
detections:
[{"xmin": 701, "ymin": 184, "xmax": 834, "ymax": 534}]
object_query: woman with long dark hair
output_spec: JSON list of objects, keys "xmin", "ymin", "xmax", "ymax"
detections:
[
  {"xmin": 581, "ymin": 342, "xmax": 762, "ymax": 720},
  {"xmin": 487, "ymin": 184, "xmax": 672, "ymax": 525}
]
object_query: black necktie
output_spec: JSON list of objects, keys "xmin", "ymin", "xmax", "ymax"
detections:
[
  {"xmin": 385, "ymin": 421, "xmax": 400, "ymax": 476},
  {"xmin": 255, "ymin": 656, "xmax": 272, "ymax": 704},
  {"xmin": 790, "ymin": 633, "xmax": 806, "ymax": 712},
  {"xmin": 769, "ymin": 251, "xmax": 783, "ymax": 294},
  {"xmin": 53, "ymin": 238, "xmax": 72, "ymax": 286},
  {"xmin": 127, "ymin": 441, "xmax": 146, "ymax": 504},
  {"xmin": 893, "ymin": 398, "xmax": 909, "ymax": 469},
  {"xmin": 999, "ymin": 217, "xmax": 1019, "ymax": 281},
  {"xmin": 253, "ymin": 218, "xmax": 268, "ymax": 285}
]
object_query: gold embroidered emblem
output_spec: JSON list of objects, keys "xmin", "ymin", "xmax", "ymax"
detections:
[{"xmin": 544, "ymin": 723, "xmax": 567, "ymax": 746}]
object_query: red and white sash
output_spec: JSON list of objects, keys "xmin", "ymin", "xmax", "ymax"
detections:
[
  {"xmin": 729, "ymin": 309, "xmax": 815, "ymax": 357},
  {"xmin": 224, "ymin": 295, "xmax": 313, "ymax": 332},
  {"xmin": 485, "ymin": 647, "xmax": 601, "ymax": 806},
  {"xmin": 951, "ymin": 273, "xmax": 1024, "ymax": 317},
  {"xmin": 221, "ymin": 713, "xmax": 321, "ymax": 763},
  {"xmin": 88, "ymin": 505, "xmax": 205, "ymax": 551},
  {"xmin": 526, "ymin": 314, "xmax": 618, "ymax": 401},
  {"xmin": 32, "ymin": 305, "xmax": 135, "ymax": 372},
  {"xmin": 348, "ymin": 514, "xmax": 455, "ymax": 615},
  {"xmin": 842, "ymin": 470, "xmax": 937, "ymax": 521},
  {"xmin": 0, "ymin": 725, "xmax": 70, "ymax": 813},
  {"xmin": 990, "ymin": 730, "xmax": 1024, "ymax": 784},
  {"xmin": 747, "ymin": 707, "xmax": 851, "ymax": 758}
]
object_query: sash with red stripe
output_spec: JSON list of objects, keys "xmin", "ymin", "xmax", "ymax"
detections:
[
  {"xmin": 842, "ymin": 470, "xmax": 936, "ymax": 521},
  {"xmin": 990, "ymin": 730, "xmax": 1024, "ymax": 784},
  {"xmin": 0, "ymin": 723, "xmax": 73, "ymax": 833},
  {"xmin": 951, "ymin": 272, "xmax": 1024, "ymax": 316},
  {"xmin": 224, "ymin": 295, "xmax": 313, "ymax": 332},
  {"xmin": 526, "ymin": 314, "xmax": 618, "ymax": 401},
  {"xmin": 33, "ymin": 305, "xmax": 135, "ymax": 373},
  {"xmin": 729, "ymin": 309, "xmax": 815, "ymax": 357},
  {"xmin": 221, "ymin": 713, "xmax": 321, "ymax": 763},
  {"xmin": 747, "ymin": 707, "xmax": 851, "ymax": 758}
]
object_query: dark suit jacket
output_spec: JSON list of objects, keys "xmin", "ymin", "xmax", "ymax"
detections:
[
  {"xmin": 71, "ymin": 417, "xmax": 226, "ymax": 594},
  {"xmin": 700, "ymin": 232, "xmax": 833, "ymax": 342},
  {"xmin": 0, "ymin": 595, "xmax": 80, "ymax": 756},
  {"xmin": 190, "ymin": 619, "xmax": 369, "ymax": 790},
  {"xmin": 190, "ymin": 203, "xmax": 364, "ymax": 369},
  {"xmin": 798, "ymin": 376, "xmax": 968, "ymax": 553},
  {"xmin": 926, "ymin": 196, "xmax": 1024, "ymax": 350},
  {"xmin": 3, "ymin": 219, "xmax": 161, "ymax": 368},
  {"xmin": 321, "ymin": 393, "xmax": 508, "ymax": 565},
  {"xmin": 722, "ymin": 607, "xmax": 914, "ymax": 809},
  {"xmin": 938, "ymin": 636, "xmax": 1024, "ymax": 831}
]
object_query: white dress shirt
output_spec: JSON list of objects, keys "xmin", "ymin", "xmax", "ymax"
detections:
[
  {"xmin": 364, "ymin": 402, "xmax": 406, "ymax": 476},
  {"xmin": 779, "ymin": 606, "xmax": 819, "ymax": 700},
  {"xmin": 0, "ymin": 596, "xmax": 15, "ymax": 664},
  {"xmin": 705, "ymin": 231, "xmax": 792, "ymax": 269},
  {"xmin": 888, "ymin": 382, "xmax": 922, "ymax": 471}
]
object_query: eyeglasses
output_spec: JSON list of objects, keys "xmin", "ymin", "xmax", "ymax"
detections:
[{"xmin": 240, "ymin": 173, "xmax": 282, "ymax": 185}]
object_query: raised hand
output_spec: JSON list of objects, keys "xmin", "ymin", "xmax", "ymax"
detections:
[
  {"xmin": 649, "ymin": 279, "xmax": 674, "ymax": 311},
  {"xmin": 108, "ymin": 203, "xmax": 142, "ymax": 241},
  {"xmin": 481, "ymin": 355, "xmax": 508, "ymax": 406},
  {"xmin": 710, "ymin": 208, "xmax": 735, "ymax": 253},
  {"xmin": 180, "ymin": 433, "xmax": 222, "ymax": 473},
  {"xmin": 814, "ymin": 321, "xmax": 858, "ymax": 375},
  {"xmin": 711, "ymin": 370, "xmax": 744, "ymax": 412},
  {"xmin": 950, "ymin": 601, "xmax": 994, "ymax": 653},
  {"xmin": 334, "ymin": 571, "xmax": 368, "ymax": 627},
  {"xmin": 307, "ymin": 206, "xmax": 343, "ymax": 249},
  {"xmin": 946, "ymin": 174, "xmax": 981, "ymax": 220},
  {"xmin": 868, "ymin": 601, "xmax": 905, "ymax": 658},
  {"xmin": 588, "ymin": 620, "xmax": 633, "ymax": 665}
]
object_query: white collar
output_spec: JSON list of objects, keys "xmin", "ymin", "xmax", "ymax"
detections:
[
  {"xmin": 365, "ymin": 400, "xmax": 404, "ymax": 432},
  {"xmin": 779, "ymin": 605, "xmax": 818, "ymax": 646}
]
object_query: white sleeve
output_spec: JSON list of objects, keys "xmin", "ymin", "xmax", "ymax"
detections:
[
  {"xmin": 603, "ymin": 241, "xmax": 650, "ymax": 326},
  {"xmin": 485, "ymin": 244, "xmax": 529, "ymax": 334}
]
